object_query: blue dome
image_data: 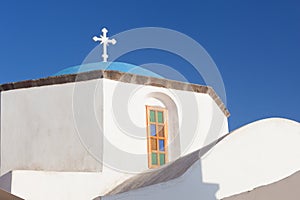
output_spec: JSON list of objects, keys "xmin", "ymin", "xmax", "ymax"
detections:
[{"xmin": 54, "ymin": 62, "xmax": 162, "ymax": 78}]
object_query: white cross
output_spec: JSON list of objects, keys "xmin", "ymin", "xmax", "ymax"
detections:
[{"xmin": 93, "ymin": 28, "xmax": 117, "ymax": 62}]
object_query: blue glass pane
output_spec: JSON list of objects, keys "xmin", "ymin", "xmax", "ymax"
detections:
[
  {"xmin": 150, "ymin": 124, "xmax": 156, "ymax": 136},
  {"xmin": 159, "ymin": 140, "xmax": 165, "ymax": 151}
]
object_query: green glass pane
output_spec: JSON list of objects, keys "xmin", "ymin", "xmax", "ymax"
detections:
[
  {"xmin": 157, "ymin": 111, "xmax": 163, "ymax": 123},
  {"xmin": 159, "ymin": 154, "xmax": 165, "ymax": 165},
  {"xmin": 151, "ymin": 153, "xmax": 158, "ymax": 165},
  {"xmin": 150, "ymin": 110, "xmax": 156, "ymax": 122}
]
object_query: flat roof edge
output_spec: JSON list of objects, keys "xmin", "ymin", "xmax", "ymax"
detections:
[{"xmin": 0, "ymin": 70, "xmax": 230, "ymax": 117}]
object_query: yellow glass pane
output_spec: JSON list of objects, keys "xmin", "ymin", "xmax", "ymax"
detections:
[
  {"xmin": 151, "ymin": 138, "xmax": 157, "ymax": 150},
  {"xmin": 158, "ymin": 125, "xmax": 164, "ymax": 137}
]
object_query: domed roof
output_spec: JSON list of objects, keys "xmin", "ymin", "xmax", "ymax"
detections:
[{"xmin": 54, "ymin": 62, "xmax": 162, "ymax": 78}]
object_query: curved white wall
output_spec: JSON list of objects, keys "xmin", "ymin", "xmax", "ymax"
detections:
[{"xmin": 201, "ymin": 118, "xmax": 300, "ymax": 199}]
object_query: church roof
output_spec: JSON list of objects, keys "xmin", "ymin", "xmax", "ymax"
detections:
[
  {"xmin": 0, "ymin": 63, "xmax": 230, "ymax": 117},
  {"xmin": 54, "ymin": 62, "xmax": 163, "ymax": 78}
]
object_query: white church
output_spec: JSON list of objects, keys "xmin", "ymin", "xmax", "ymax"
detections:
[{"xmin": 0, "ymin": 28, "xmax": 299, "ymax": 200}]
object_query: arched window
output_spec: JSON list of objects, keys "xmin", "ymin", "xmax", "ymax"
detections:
[{"xmin": 146, "ymin": 106, "xmax": 168, "ymax": 168}]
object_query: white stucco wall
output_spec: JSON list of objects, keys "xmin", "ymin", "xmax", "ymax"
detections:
[
  {"xmin": 101, "ymin": 118, "xmax": 300, "ymax": 200},
  {"xmin": 102, "ymin": 79, "xmax": 228, "ymax": 173},
  {"xmin": 201, "ymin": 118, "xmax": 300, "ymax": 199},
  {"xmin": 0, "ymin": 79, "xmax": 104, "ymax": 175},
  {"xmin": 0, "ymin": 77, "xmax": 228, "ymax": 174},
  {"xmin": 0, "ymin": 76, "xmax": 228, "ymax": 199},
  {"xmin": 6, "ymin": 167, "xmax": 133, "ymax": 200}
]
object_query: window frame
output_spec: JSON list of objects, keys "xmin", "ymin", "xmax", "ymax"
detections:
[{"xmin": 146, "ymin": 105, "xmax": 168, "ymax": 168}]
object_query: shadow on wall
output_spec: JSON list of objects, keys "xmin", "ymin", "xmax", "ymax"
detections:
[
  {"xmin": 97, "ymin": 149, "xmax": 219, "ymax": 200},
  {"xmin": 0, "ymin": 171, "xmax": 24, "ymax": 200},
  {"xmin": 0, "ymin": 171, "xmax": 11, "ymax": 193}
]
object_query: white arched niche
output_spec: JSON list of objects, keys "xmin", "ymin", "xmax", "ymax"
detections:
[{"xmin": 128, "ymin": 86, "xmax": 181, "ymax": 162}]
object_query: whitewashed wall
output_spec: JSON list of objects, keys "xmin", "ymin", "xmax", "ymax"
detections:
[
  {"xmin": 102, "ymin": 79, "xmax": 228, "ymax": 173},
  {"xmin": 1, "ymin": 167, "xmax": 132, "ymax": 200},
  {"xmin": 0, "ymin": 78, "xmax": 228, "ymax": 174},
  {"xmin": 0, "ymin": 79, "xmax": 104, "ymax": 175},
  {"xmin": 101, "ymin": 118, "xmax": 300, "ymax": 200},
  {"xmin": 0, "ymin": 77, "xmax": 228, "ymax": 199},
  {"xmin": 201, "ymin": 118, "xmax": 300, "ymax": 199}
]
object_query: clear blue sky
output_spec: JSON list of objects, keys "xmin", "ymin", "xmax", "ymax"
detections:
[{"xmin": 0, "ymin": 0, "xmax": 299, "ymax": 131}]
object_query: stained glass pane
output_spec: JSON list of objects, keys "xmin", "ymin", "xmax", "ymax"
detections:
[
  {"xmin": 151, "ymin": 138, "xmax": 157, "ymax": 150},
  {"xmin": 157, "ymin": 111, "xmax": 164, "ymax": 123},
  {"xmin": 150, "ymin": 124, "xmax": 156, "ymax": 136},
  {"xmin": 159, "ymin": 154, "xmax": 165, "ymax": 165},
  {"xmin": 150, "ymin": 110, "xmax": 156, "ymax": 122},
  {"xmin": 159, "ymin": 139, "xmax": 165, "ymax": 151},
  {"xmin": 157, "ymin": 111, "xmax": 163, "ymax": 123},
  {"xmin": 152, "ymin": 153, "xmax": 158, "ymax": 165},
  {"xmin": 158, "ymin": 125, "xmax": 164, "ymax": 137}
]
